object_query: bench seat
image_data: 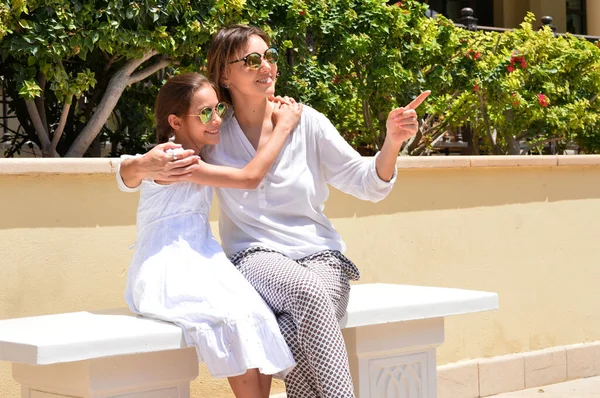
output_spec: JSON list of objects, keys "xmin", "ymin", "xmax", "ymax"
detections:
[{"xmin": 0, "ymin": 283, "xmax": 498, "ymax": 398}]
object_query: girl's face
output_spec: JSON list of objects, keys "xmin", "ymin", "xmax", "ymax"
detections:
[
  {"xmin": 223, "ymin": 35, "xmax": 278, "ymax": 101},
  {"xmin": 174, "ymin": 85, "xmax": 224, "ymax": 149}
]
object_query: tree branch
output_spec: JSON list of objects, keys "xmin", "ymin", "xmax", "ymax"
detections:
[
  {"xmin": 66, "ymin": 49, "xmax": 161, "ymax": 157},
  {"xmin": 515, "ymin": 131, "xmax": 531, "ymax": 141},
  {"xmin": 51, "ymin": 97, "xmax": 73, "ymax": 150},
  {"xmin": 24, "ymin": 99, "xmax": 58, "ymax": 157},
  {"xmin": 478, "ymin": 92, "xmax": 501, "ymax": 155},
  {"xmin": 35, "ymin": 72, "xmax": 48, "ymax": 133},
  {"xmin": 521, "ymin": 136, "xmax": 563, "ymax": 154},
  {"xmin": 129, "ymin": 56, "xmax": 171, "ymax": 84},
  {"xmin": 105, "ymin": 53, "xmax": 119, "ymax": 73}
]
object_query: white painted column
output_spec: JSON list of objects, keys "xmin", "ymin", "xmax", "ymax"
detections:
[
  {"xmin": 342, "ymin": 317, "xmax": 444, "ymax": 398},
  {"xmin": 12, "ymin": 348, "xmax": 199, "ymax": 398},
  {"xmin": 587, "ymin": 0, "xmax": 600, "ymax": 36}
]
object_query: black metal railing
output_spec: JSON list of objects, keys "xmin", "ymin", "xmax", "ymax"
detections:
[{"xmin": 456, "ymin": 7, "xmax": 600, "ymax": 43}]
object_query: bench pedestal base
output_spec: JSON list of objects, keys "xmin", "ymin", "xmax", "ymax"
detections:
[
  {"xmin": 13, "ymin": 348, "xmax": 199, "ymax": 398},
  {"xmin": 343, "ymin": 317, "xmax": 444, "ymax": 398}
]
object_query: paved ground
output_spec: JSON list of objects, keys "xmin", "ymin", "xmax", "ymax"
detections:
[{"xmin": 490, "ymin": 376, "xmax": 600, "ymax": 397}]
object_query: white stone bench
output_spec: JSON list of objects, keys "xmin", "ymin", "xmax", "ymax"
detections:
[{"xmin": 0, "ymin": 283, "xmax": 498, "ymax": 398}]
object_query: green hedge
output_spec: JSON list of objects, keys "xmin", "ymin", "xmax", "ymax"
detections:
[{"xmin": 1, "ymin": 0, "xmax": 599, "ymax": 156}]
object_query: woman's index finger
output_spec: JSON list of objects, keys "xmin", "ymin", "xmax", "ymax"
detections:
[{"xmin": 406, "ymin": 90, "xmax": 431, "ymax": 110}]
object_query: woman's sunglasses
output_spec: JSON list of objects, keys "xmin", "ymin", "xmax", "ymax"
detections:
[
  {"xmin": 189, "ymin": 102, "xmax": 228, "ymax": 124},
  {"xmin": 229, "ymin": 48, "xmax": 279, "ymax": 70}
]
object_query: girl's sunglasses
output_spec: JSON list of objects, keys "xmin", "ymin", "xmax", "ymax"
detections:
[
  {"xmin": 229, "ymin": 48, "xmax": 279, "ymax": 70},
  {"xmin": 189, "ymin": 102, "xmax": 228, "ymax": 124}
]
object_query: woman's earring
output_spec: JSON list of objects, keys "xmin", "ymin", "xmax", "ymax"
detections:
[{"xmin": 221, "ymin": 83, "xmax": 229, "ymax": 89}]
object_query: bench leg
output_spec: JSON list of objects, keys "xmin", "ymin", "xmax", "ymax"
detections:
[
  {"xmin": 12, "ymin": 347, "xmax": 199, "ymax": 398},
  {"xmin": 342, "ymin": 317, "xmax": 444, "ymax": 398}
]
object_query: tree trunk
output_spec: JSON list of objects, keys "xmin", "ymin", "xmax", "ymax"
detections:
[{"xmin": 507, "ymin": 134, "xmax": 521, "ymax": 155}]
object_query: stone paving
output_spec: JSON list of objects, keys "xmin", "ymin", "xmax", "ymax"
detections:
[{"xmin": 490, "ymin": 376, "xmax": 600, "ymax": 397}]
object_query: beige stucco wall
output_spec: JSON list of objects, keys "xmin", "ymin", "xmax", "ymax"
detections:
[
  {"xmin": 588, "ymin": 0, "xmax": 600, "ymax": 36},
  {"xmin": 529, "ymin": 0, "xmax": 567, "ymax": 33},
  {"xmin": 1, "ymin": 156, "xmax": 600, "ymax": 397},
  {"xmin": 498, "ymin": 0, "xmax": 531, "ymax": 29},
  {"xmin": 498, "ymin": 0, "xmax": 567, "ymax": 32}
]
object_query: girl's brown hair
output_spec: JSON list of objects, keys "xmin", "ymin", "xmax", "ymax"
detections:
[
  {"xmin": 206, "ymin": 25, "xmax": 271, "ymax": 105},
  {"xmin": 155, "ymin": 73, "xmax": 214, "ymax": 144}
]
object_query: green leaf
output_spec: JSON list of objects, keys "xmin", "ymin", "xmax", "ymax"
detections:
[{"xmin": 18, "ymin": 80, "xmax": 42, "ymax": 100}]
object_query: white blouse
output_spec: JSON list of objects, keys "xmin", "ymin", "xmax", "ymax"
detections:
[
  {"xmin": 201, "ymin": 105, "xmax": 396, "ymax": 259},
  {"xmin": 117, "ymin": 105, "xmax": 397, "ymax": 259}
]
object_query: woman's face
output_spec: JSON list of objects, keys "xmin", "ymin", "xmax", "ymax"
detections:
[
  {"xmin": 223, "ymin": 34, "xmax": 278, "ymax": 101},
  {"xmin": 176, "ymin": 85, "xmax": 223, "ymax": 148}
]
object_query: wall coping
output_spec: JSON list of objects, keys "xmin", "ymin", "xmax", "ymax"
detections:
[{"xmin": 1, "ymin": 155, "xmax": 600, "ymax": 175}]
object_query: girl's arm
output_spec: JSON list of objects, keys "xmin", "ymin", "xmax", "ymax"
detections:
[
  {"xmin": 119, "ymin": 142, "xmax": 198, "ymax": 189},
  {"xmin": 182, "ymin": 101, "xmax": 303, "ymax": 189}
]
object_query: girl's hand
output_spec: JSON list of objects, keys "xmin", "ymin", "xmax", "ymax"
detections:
[
  {"xmin": 270, "ymin": 96, "xmax": 303, "ymax": 134},
  {"xmin": 140, "ymin": 142, "xmax": 199, "ymax": 182},
  {"xmin": 385, "ymin": 91, "xmax": 431, "ymax": 144}
]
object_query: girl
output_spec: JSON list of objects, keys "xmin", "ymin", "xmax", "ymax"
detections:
[{"xmin": 118, "ymin": 73, "xmax": 301, "ymax": 398}]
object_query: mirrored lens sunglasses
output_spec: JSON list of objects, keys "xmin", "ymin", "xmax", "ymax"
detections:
[{"xmin": 189, "ymin": 102, "xmax": 228, "ymax": 124}]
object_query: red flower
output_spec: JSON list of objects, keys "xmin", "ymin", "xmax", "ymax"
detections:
[
  {"xmin": 299, "ymin": 10, "xmax": 306, "ymax": 16},
  {"xmin": 507, "ymin": 65, "xmax": 516, "ymax": 73},
  {"xmin": 396, "ymin": 1, "xmax": 402, "ymax": 6},
  {"xmin": 473, "ymin": 85, "xmax": 480, "ymax": 92},
  {"xmin": 537, "ymin": 94, "xmax": 550, "ymax": 107},
  {"xmin": 465, "ymin": 49, "xmax": 480, "ymax": 61},
  {"xmin": 513, "ymin": 100, "xmax": 519, "ymax": 107},
  {"xmin": 508, "ymin": 54, "xmax": 527, "ymax": 69}
]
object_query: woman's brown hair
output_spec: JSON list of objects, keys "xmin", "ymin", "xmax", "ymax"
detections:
[
  {"xmin": 206, "ymin": 25, "xmax": 271, "ymax": 105},
  {"xmin": 154, "ymin": 73, "xmax": 214, "ymax": 144}
]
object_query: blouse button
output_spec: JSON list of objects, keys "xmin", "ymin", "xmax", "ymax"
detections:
[{"xmin": 260, "ymin": 185, "xmax": 265, "ymax": 190}]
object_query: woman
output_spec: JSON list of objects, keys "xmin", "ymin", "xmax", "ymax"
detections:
[{"xmin": 119, "ymin": 25, "xmax": 428, "ymax": 398}]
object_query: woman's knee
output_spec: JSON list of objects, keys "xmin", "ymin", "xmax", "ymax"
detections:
[{"xmin": 289, "ymin": 276, "xmax": 330, "ymax": 306}]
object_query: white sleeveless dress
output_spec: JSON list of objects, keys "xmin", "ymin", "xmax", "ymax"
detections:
[{"xmin": 125, "ymin": 179, "xmax": 295, "ymax": 378}]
